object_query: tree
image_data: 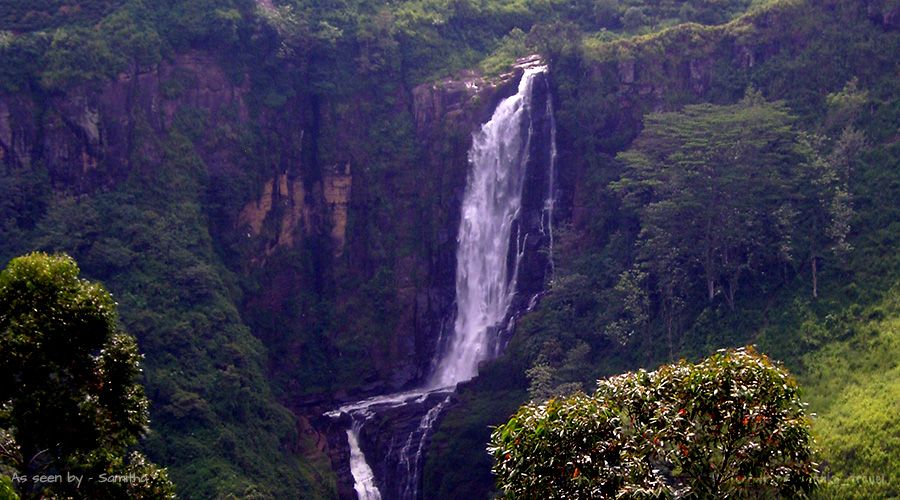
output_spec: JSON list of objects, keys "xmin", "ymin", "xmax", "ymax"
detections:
[
  {"xmin": 489, "ymin": 347, "xmax": 817, "ymax": 499},
  {"xmin": 794, "ymin": 79, "xmax": 868, "ymax": 298},
  {"xmin": 795, "ymin": 131, "xmax": 861, "ymax": 298},
  {"xmin": 605, "ymin": 269, "xmax": 650, "ymax": 347},
  {"xmin": 40, "ymin": 27, "xmax": 120, "ymax": 90},
  {"xmin": 614, "ymin": 92, "xmax": 805, "ymax": 312},
  {"xmin": 526, "ymin": 21, "xmax": 582, "ymax": 65},
  {"xmin": 0, "ymin": 253, "xmax": 174, "ymax": 499}
]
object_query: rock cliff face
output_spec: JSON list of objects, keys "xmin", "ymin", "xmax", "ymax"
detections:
[
  {"xmin": 0, "ymin": 47, "xmax": 346, "ymax": 496},
  {"xmin": 0, "ymin": 52, "xmax": 251, "ymax": 192},
  {"xmin": 0, "ymin": 40, "xmax": 554, "ymax": 492},
  {"xmin": 0, "ymin": 45, "xmax": 428, "ymax": 391},
  {"xmin": 236, "ymin": 169, "xmax": 350, "ymax": 259},
  {"xmin": 508, "ymin": 67, "xmax": 555, "ymax": 303}
]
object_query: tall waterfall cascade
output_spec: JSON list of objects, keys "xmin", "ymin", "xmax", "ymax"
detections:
[
  {"xmin": 430, "ymin": 64, "xmax": 548, "ymax": 388},
  {"xmin": 326, "ymin": 63, "xmax": 556, "ymax": 500}
]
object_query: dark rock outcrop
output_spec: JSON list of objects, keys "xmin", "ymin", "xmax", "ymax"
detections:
[{"xmin": 0, "ymin": 52, "xmax": 250, "ymax": 192}]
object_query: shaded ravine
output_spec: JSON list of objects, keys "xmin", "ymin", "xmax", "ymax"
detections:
[{"xmin": 326, "ymin": 63, "xmax": 556, "ymax": 499}]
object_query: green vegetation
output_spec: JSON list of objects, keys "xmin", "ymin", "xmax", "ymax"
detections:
[
  {"xmin": 0, "ymin": 252, "xmax": 174, "ymax": 499},
  {"xmin": 0, "ymin": 1, "xmax": 124, "ymax": 32},
  {"xmin": 802, "ymin": 286, "xmax": 900, "ymax": 498},
  {"xmin": 426, "ymin": 0, "xmax": 900, "ymax": 497},
  {"xmin": 0, "ymin": 0, "xmax": 762, "ymax": 95},
  {"xmin": 20, "ymin": 133, "xmax": 334, "ymax": 497},
  {"xmin": 612, "ymin": 92, "xmax": 860, "ymax": 351},
  {"xmin": 490, "ymin": 348, "xmax": 815, "ymax": 498},
  {"xmin": 0, "ymin": 118, "xmax": 336, "ymax": 495}
]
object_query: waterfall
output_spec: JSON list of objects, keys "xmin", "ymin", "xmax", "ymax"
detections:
[
  {"xmin": 429, "ymin": 65, "xmax": 548, "ymax": 389},
  {"xmin": 397, "ymin": 396, "xmax": 451, "ymax": 498},
  {"xmin": 544, "ymin": 94, "xmax": 557, "ymax": 276},
  {"xmin": 347, "ymin": 418, "xmax": 381, "ymax": 500},
  {"xmin": 327, "ymin": 63, "xmax": 554, "ymax": 500}
]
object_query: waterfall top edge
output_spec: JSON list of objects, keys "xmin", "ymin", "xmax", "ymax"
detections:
[
  {"xmin": 519, "ymin": 63, "xmax": 548, "ymax": 74},
  {"xmin": 514, "ymin": 54, "xmax": 546, "ymax": 71}
]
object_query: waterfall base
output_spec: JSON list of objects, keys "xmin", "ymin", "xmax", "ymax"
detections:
[{"xmin": 326, "ymin": 388, "xmax": 454, "ymax": 499}]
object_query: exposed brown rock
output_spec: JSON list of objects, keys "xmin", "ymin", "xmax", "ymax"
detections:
[
  {"xmin": 278, "ymin": 175, "xmax": 312, "ymax": 248},
  {"xmin": 239, "ymin": 179, "xmax": 276, "ymax": 237},
  {"xmin": 238, "ymin": 173, "xmax": 317, "ymax": 257},
  {"xmin": 80, "ymin": 148, "xmax": 97, "ymax": 173},
  {"xmin": 323, "ymin": 167, "xmax": 352, "ymax": 256}
]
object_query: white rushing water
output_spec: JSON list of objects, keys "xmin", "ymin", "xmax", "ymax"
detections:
[
  {"xmin": 398, "ymin": 395, "xmax": 451, "ymax": 499},
  {"xmin": 544, "ymin": 92, "xmax": 557, "ymax": 276},
  {"xmin": 329, "ymin": 64, "xmax": 552, "ymax": 500},
  {"xmin": 429, "ymin": 65, "xmax": 547, "ymax": 389},
  {"xmin": 347, "ymin": 419, "xmax": 381, "ymax": 500}
]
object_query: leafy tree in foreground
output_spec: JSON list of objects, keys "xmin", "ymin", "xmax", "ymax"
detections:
[
  {"xmin": 489, "ymin": 347, "xmax": 816, "ymax": 499},
  {"xmin": 0, "ymin": 253, "xmax": 174, "ymax": 499}
]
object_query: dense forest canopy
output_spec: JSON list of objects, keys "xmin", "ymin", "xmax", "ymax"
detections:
[{"xmin": 0, "ymin": 0, "xmax": 765, "ymax": 94}]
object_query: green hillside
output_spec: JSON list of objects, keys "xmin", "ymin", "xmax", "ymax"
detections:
[{"xmin": 425, "ymin": 1, "xmax": 900, "ymax": 497}]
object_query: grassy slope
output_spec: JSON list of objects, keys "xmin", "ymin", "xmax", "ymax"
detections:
[{"xmin": 802, "ymin": 286, "xmax": 900, "ymax": 497}]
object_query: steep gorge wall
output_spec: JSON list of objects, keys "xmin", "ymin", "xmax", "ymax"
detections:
[
  {"xmin": 0, "ymin": 50, "xmax": 348, "ymax": 496},
  {"xmin": 0, "ymin": 39, "xmax": 547, "ymax": 494},
  {"xmin": 0, "ymin": 47, "xmax": 441, "ymax": 390},
  {"xmin": 1, "ymin": 53, "xmax": 239, "ymax": 190}
]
